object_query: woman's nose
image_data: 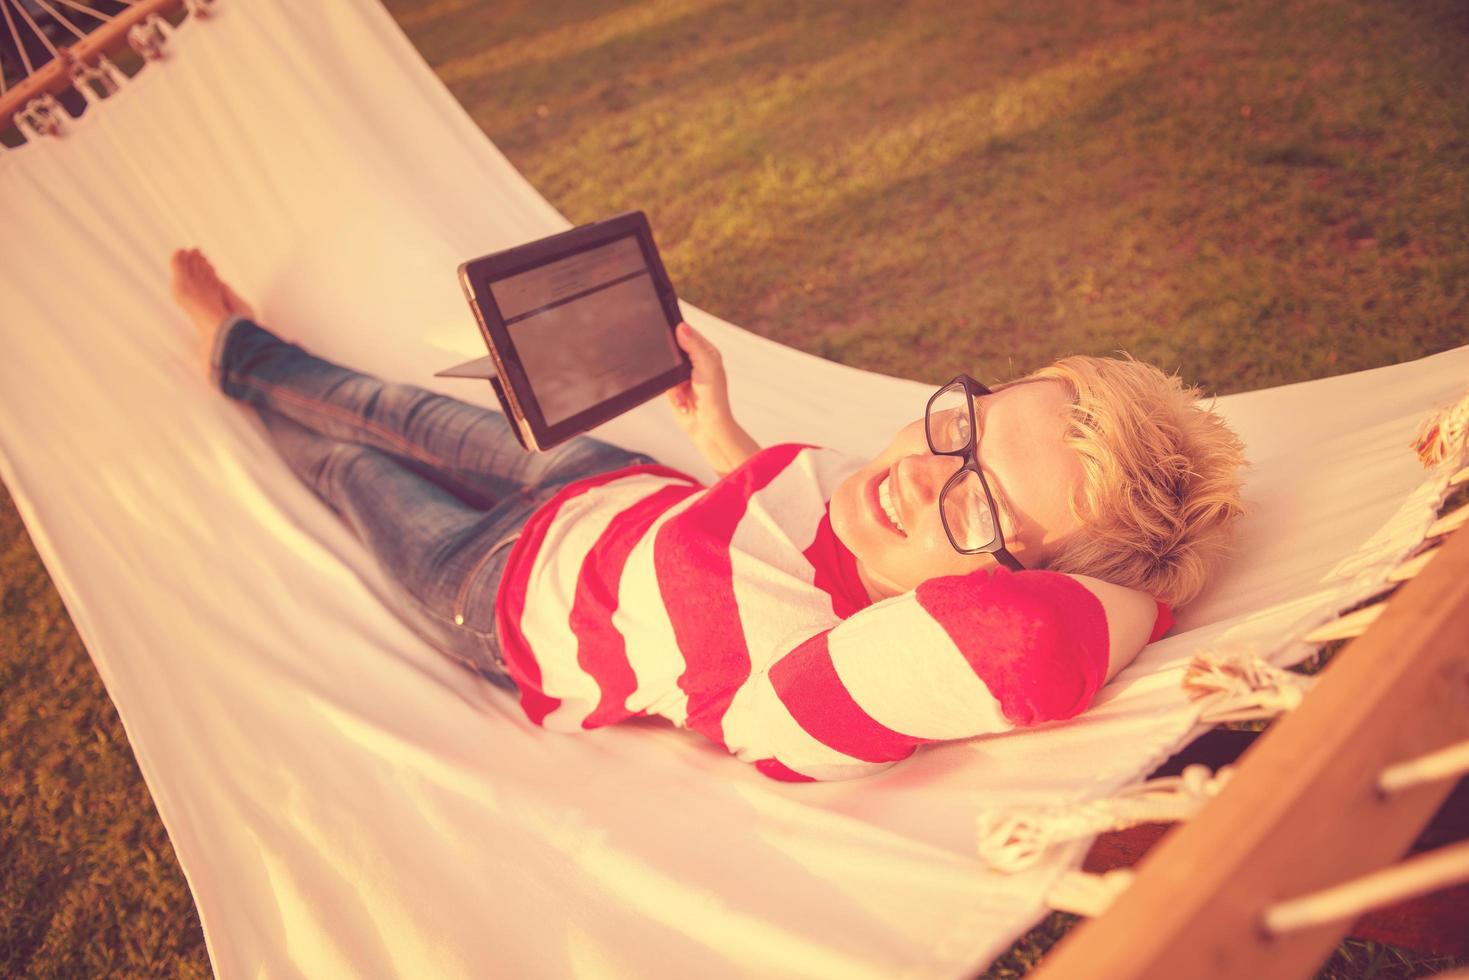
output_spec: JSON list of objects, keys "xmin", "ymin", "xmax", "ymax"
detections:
[{"xmin": 898, "ymin": 453, "xmax": 962, "ymax": 504}]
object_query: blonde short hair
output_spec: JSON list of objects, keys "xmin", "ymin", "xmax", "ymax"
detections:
[{"xmin": 1005, "ymin": 354, "xmax": 1248, "ymax": 606}]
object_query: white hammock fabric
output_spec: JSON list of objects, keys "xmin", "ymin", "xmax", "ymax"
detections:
[{"xmin": 0, "ymin": 2, "xmax": 1465, "ymax": 976}]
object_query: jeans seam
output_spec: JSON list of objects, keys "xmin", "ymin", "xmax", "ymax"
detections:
[{"xmin": 231, "ymin": 374, "xmax": 449, "ymax": 471}]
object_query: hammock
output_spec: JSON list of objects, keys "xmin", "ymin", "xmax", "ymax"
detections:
[{"xmin": 1, "ymin": 2, "xmax": 1465, "ymax": 976}]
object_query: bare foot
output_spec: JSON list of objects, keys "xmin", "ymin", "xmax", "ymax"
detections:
[{"xmin": 169, "ymin": 248, "xmax": 256, "ymax": 371}]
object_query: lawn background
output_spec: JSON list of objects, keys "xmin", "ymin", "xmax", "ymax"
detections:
[{"xmin": 3, "ymin": 0, "xmax": 1467, "ymax": 976}]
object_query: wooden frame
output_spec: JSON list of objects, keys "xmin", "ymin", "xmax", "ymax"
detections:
[
  {"xmin": 1033, "ymin": 524, "xmax": 1469, "ymax": 979},
  {"xmin": 0, "ymin": 0, "xmax": 182, "ymax": 133}
]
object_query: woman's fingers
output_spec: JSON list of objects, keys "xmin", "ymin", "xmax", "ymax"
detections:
[{"xmin": 675, "ymin": 322, "xmax": 724, "ymax": 388}]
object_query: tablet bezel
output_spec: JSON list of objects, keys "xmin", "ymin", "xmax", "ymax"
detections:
[{"xmin": 457, "ymin": 211, "xmax": 690, "ymax": 452}]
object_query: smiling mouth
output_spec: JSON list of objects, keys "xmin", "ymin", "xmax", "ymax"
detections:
[{"xmin": 869, "ymin": 468, "xmax": 907, "ymax": 536}]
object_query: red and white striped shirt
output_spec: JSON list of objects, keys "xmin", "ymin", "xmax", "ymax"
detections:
[{"xmin": 495, "ymin": 444, "xmax": 1172, "ymax": 782}]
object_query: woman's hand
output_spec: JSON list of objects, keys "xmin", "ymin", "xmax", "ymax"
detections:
[
  {"xmin": 668, "ymin": 321, "xmax": 733, "ymax": 439},
  {"xmin": 667, "ymin": 321, "xmax": 761, "ymax": 477}
]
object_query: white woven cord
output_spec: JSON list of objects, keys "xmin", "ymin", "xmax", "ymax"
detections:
[
  {"xmin": 28, "ymin": 0, "xmax": 88, "ymax": 42},
  {"xmin": 976, "ymin": 764, "xmax": 1234, "ymax": 872},
  {"xmin": 8, "ymin": 0, "xmax": 61, "ymax": 59},
  {"xmin": 1182, "ymin": 645, "xmax": 1317, "ymax": 724},
  {"xmin": 1379, "ymin": 739, "xmax": 1469, "ymax": 796},
  {"xmin": 1263, "ymin": 840, "xmax": 1469, "ymax": 935},
  {"xmin": 1, "ymin": 0, "xmax": 34, "ymax": 76},
  {"xmin": 46, "ymin": 0, "xmax": 116, "ymax": 23}
]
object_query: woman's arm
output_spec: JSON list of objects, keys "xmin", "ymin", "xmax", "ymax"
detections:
[
  {"xmin": 1075, "ymin": 572, "xmax": 1167, "ymax": 683},
  {"xmin": 740, "ymin": 568, "xmax": 1162, "ymax": 782},
  {"xmin": 666, "ymin": 322, "xmax": 761, "ymax": 478}
]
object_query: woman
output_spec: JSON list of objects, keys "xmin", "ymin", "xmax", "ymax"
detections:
[{"xmin": 171, "ymin": 248, "xmax": 1247, "ymax": 782}]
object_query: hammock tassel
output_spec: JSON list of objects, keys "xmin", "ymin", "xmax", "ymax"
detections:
[
  {"xmin": 976, "ymin": 764, "xmax": 1233, "ymax": 872},
  {"xmin": 1182, "ymin": 646, "xmax": 1316, "ymax": 723},
  {"xmin": 1046, "ymin": 868, "xmax": 1136, "ymax": 918},
  {"xmin": 128, "ymin": 13, "xmax": 176, "ymax": 62},
  {"xmin": 1411, "ymin": 389, "xmax": 1469, "ymax": 467},
  {"xmin": 14, "ymin": 93, "xmax": 68, "ymax": 141}
]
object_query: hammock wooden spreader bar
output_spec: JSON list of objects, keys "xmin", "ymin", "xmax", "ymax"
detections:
[
  {"xmin": 1032, "ymin": 522, "xmax": 1469, "ymax": 980},
  {"xmin": 0, "ymin": 0, "xmax": 179, "ymax": 132}
]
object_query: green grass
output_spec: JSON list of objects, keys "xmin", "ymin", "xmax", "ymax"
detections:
[{"xmin": 4, "ymin": 0, "xmax": 1468, "ymax": 975}]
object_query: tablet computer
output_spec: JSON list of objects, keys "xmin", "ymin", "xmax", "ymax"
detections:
[{"xmin": 438, "ymin": 211, "xmax": 690, "ymax": 452}]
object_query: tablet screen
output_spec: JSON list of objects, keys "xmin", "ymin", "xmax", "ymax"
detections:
[{"xmin": 490, "ymin": 235, "xmax": 682, "ymax": 427}]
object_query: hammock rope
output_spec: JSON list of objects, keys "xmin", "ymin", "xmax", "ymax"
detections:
[
  {"xmin": 8, "ymin": 0, "xmax": 62, "ymax": 61},
  {"xmin": 45, "ymin": 0, "xmax": 116, "ymax": 26},
  {"xmin": 1047, "ymin": 739, "xmax": 1469, "ymax": 921},
  {"xmin": 1263, "ymin": 840, "xmax": 1469, "ymax": 935},
  {"xmin": 1048, "ymin": 841, "xmax": 1469, "ymax": 927},
  {"xmin": 1379, "ymin": 738, "xmax": 1469, "ymax": 796},
  {"xmin": 29, "ymin": 0, "xmax": 91, "ymax": 43},
  {"xmin": 2, "ymin": 0, "xmax": 35, "ymax": 77}
]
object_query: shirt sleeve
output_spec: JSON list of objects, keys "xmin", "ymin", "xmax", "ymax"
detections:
[{"xmin": 742, "ymin": 567, "xmax": 1112, "ymax": 782}]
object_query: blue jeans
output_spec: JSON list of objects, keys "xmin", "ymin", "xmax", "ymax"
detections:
[{"xmin": 211, "ymin": 316, "xmax": 658, "ymax": 688}]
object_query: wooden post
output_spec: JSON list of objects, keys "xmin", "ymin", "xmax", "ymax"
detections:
[
  {"xmin": 0, "ymin": 0, "xmax": 182, "ymax": 132},
  {"xmin": 1031, "ymin": 524, "xmax": 1469, "ymax": 980}
]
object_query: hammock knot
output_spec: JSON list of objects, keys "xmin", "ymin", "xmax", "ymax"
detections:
[
  {"xmin": 15, "ymin": 94, "xmax": 68, "ymax": 141},
  {"xmin": 1183, "ymin": 644, "xmax": 1316, "ymax": 723},
  {"xmin": 65, "ymin": 51, "xmax": 127, "ymax": 105},
  {"xmin": 128, "ymin": 13, "xmax": 176, "ymax": 62},
  {"xmin": 976, "ymin": 764, "xmax": 1234, "ymax": 872}
]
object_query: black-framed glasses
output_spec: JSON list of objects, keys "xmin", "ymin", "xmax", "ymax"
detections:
[{"xmin": 924, "ymin": 374, "xmax": 1025, "ymax": 571}]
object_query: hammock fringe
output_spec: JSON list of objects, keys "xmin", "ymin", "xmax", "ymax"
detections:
[{"xmin": 977, "ymin": 764, "xmax": 1233, "ymax": 873}]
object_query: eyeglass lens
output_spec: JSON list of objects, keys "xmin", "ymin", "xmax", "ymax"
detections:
[
  {"xmin": 926, "ymin": 380, "xmax": 1000, "ymax": 552},
  {"xmin": 942, "ymin": 471, "xmax": 999, "ymax": 550},
  {"xmin": 926, "ymin": 382, "xmax": 973, "ymax": 452}
]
